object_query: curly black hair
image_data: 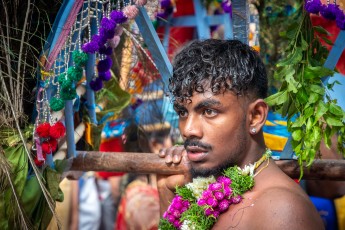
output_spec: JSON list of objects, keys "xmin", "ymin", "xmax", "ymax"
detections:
[{"xmin": 169, "ymin": 39, "xmax": 268, "ymax": 102}]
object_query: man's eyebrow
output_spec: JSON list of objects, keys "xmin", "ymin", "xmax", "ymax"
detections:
[
  {"xmin": 173, "ymin": 103, "xmax": 185, "ymax": 110},
  {"xmin": 194, "ymin": 99, "xmax": 221, "ymax": 111}
]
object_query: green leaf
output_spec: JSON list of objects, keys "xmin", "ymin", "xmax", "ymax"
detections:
[
  {"xmin": 315, "ymin": 100, "xmax": 328, "ymax": 121},
  {"xmin": 291, "ymin": 116, "xmax": 305, "ymax": 128},
  {"xmin": 309, "ymin": 84, "xmax": 325, "ymax": 95},
  {"xmin": 304, "ymin": 66, "xmax": 334, "ymax": 80},
  {"xmin": 303, "ymin": 106, "xmax": 314, "ymax": 119},
  {"xmin": 329, "ymin": 103, "xmax": 344, "ymax": 117},
  {"xmin": 307, "ymin": 93, "xmax": 320, "ymax": 105},
  {"xmin": 320, "ymin": 36, "xmax": 334, "ymax": 46},
  {"xmin": 314, "ymin": 26, "xmax": 331, "ymax": 36},
  {"xmin": 296, "ymin": 88, "xmax": 309, "ymax": 104},
  {"xmin": 277, "ymin": 48, "xmax": 303, "ymax": 67},
  {"xmin": 301, "ymin": 36, "xmax": 309, "ymax": 51},
  {"xmin": 292, "ymin": 129, "xmax": 302, "ymax": 141},
  {"xmin": 325, "ymin": 116, "xmax": 344, "ymax": 127},
  {"xmin": 323, "ymin": 126, "xmax": 332, "ymax": 148},
  {"xmin": 265, "ymin": 90, "xmax": 288, "ymax": 106}
]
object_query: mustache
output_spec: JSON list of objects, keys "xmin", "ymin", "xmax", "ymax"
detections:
[{"xmin": 184, "ymin": 139, "xmax": 212, "ymax": 150}]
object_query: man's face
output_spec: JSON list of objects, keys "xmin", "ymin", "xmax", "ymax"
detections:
[{"xmin": 174, "ymin": 89, "xmax": 250, "ymax": 178}]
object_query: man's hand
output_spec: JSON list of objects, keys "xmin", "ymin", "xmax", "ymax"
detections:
[{"xmin": 156, "ymin": 145, "xmax": 191, "ymax": 214}]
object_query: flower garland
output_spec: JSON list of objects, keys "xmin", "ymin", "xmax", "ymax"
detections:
[
  {"xmin": 305, "ymin": 0, "xmax": 345, "ymax": 30},
  {"xmin": 159, "ymin": 149, "xmax": 272, "ymax": 230}
]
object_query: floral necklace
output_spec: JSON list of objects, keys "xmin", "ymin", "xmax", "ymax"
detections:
[{"xmin": 159, "ymin": 149, "xmax": 272, "ymax": 230}]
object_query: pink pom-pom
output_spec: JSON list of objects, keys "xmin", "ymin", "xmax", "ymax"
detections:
[
  {"xmin": 108, "ymin": 35, "xmax": 121, "ymax": 48},
  {"xmin": 114, "ymin": 26, "xmax": 123, "ymax": 36},
  {"xmin": 135, "ymin": 0, "xmax": 147, "ymax": 6},
  {"xmin": 123, "ymin": 5, "xmax": 139, "ymax": 20},
  {"xmin": 36, "ymin": 122, "xmax": 51, "ymax": 138}
]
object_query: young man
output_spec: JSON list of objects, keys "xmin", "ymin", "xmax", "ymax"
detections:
[{"xmin": 157, "ymin": 39, "xmax": 324, "ymax": 229}]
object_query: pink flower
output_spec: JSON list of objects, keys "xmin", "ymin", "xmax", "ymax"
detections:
[
  {"xmin": 202, "ymin": 190, "xmax": 213, "ymax": 198},
  {"xmin": 214, "ymin": 191, "xmax": 225, "ymax": 200},
  {"xmin": 206, "ymin": 197, "xmax": 218, "ymax": 207},
  {"xmin": 197, "ymin": 198, "xmax": 207, "ymax": 206},
  {"xmin": 217, "ymin": 176, "xmax": 231, "ymax": 185},
  {"xmin": 231, "ymin": 195, "xmax": 242, "ymax": 204},
  {"xmin": 204, "ymin": 207, "xmax": 213, "ymax": 216},
  {"xmin": 224, "ymin": 186, "xmax": 232, "ymax": 197},
  {"xmin": 209, "ymin": 182, "xmax": 222, "ymax": 191},
  {"xmin": 218, "ymin": 200, "xmax": 230, "ymax": 212}
]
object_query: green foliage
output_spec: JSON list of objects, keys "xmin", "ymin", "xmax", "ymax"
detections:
[
  {"xmin": 265, "ymin": 9, "xmax": 345, "ymax": 176},
  {"xmin": 176, "ymin": 186, "xmax": 196, "ymax": 202},
  {"xmin": 180, "ymin": 203, "xmax": 216, "ymax": 229},
  {"xmin": 159, "ymin": 218, "xmax": 176, "ymax": 230},
  {"xmin": 223, "ymin": 167, "xmax": 255, "ymax": 196}
]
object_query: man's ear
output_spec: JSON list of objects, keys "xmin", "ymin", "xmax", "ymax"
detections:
[{"xmin": 248, "ymin": 99, "xmax": 269, "ymax": 134}]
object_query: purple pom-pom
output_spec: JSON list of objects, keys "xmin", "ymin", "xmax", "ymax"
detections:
[
  {"xmin": 221, "ymin": 1, "xmax": 232, "ymax": 14},
  {"xmin": 81, "ymin": 41, "xmax": 99, "ymax": 53},
  {"xmin": 99, "ymin": 27, "xmax": 116, "ymax": 40},
  {"xmin": 173, "ymin": 220, "xmax": 181, "ymax": 228},
  {"xmin": 206, "ymin": 197, "xmax": 218, "ymax": 207},
  {"xmin": 320, "ymin": 4, "xmax": 340, "ymax": 20},
  {"xmin": 336, "ymin": 16, "xmax": 345, "ymax": 30},
  {"xmin": 97, "ymin": 57, "xmax": 112, "ymax": 72},
  {"xmin": 99, "ymin": 46, "xmax": 113, "ymax": 56},
  {"xmin": 160, "ymin": 0, "xmax": 171, "ymax": 9},
  {"xmin": 305, "ymin": 0, "xmax": 322, "ymax": 14},
  {"xmin": 98, "ymin": 71, "xmax": 112, "ymax": 81},
  {"xmin": 167, "ymin": 214, "xmax": 175, "ymax": 223},
  {"xmin": 90, "ymin": 77, "xmax": 103, "ymax": 91},
  {"xmin": 91, "ymin": 34, "xmax": 106, "ymax": 47},
  {"xmin": 110, "ymin": 10, "xmax": 127, "ymax": 24},
  {"xmin": 100, "ymin": 18, "xmax": 116, "ymax": 31}
]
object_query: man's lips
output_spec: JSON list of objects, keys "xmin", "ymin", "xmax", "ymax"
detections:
[{"xmin": 186, "ymin": 146, "xmax": 208, "ymax": 162}]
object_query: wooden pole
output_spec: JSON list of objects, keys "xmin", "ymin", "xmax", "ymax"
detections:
[{"xmin": 67, "ymin": 151, "xmax": 345, "ymax": 180}]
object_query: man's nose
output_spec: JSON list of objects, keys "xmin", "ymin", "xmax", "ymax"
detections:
[{"xmin": 181, "ymin": 114, "xmax": 202, "ymax": 139}]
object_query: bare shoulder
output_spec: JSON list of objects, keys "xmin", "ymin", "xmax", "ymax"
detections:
[{"xmin": 250, "ymin": 185, "xmax": 324, "ymax": 229}]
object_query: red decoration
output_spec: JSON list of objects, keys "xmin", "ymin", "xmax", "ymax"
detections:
[
  {"xmin": 49, "ymin": 121, "xmax": 66, "ymax": 139},
  {"xmin": 34, "ymin": 157, "xmax": 45, "ymax": 166},
  {"xmin": 41, "ymin": 138, "xmax": 58, "ymax": 154},
  {"xmin": 36, "ymin": 122, "xmax": 51, "ymax": 138}
]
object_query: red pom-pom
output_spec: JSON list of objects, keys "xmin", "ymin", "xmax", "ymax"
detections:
[
  {"xmin": 34, "ymin": 157, "xmax": 45, "ymax": 166},
  {"xmin": 36, "ymin": 122, "xmax": 51, "ymax": 138},
  {"xmin": 49, "ymin": 121, "xmax": 66, "ymax": 139},
  {"xmin": 41, "ymin": 138, "xmax": 58, "ymax": 154}
]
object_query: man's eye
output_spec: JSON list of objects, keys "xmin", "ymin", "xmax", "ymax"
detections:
[
  {"xmin": 203, "ymin": 109, "xmax": 217, "ymax": 117},
  {"xmin": 178, "ymin": 110, "xmax": 188, "ymax": 118}
]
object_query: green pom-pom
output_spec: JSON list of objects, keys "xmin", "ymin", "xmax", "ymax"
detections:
[
  {"xmin": 60, "ymin": 86, "xmax": 77, "ymax": 100},
  {"xmin": 58, "ymin": 74, "xmax": 73, "ymax": 88},
  {"xmin": 67, "ymin": 66, "xmax": 83, "ymax": 82},
  {"xmin": 73, "ymin": 50, "xmax": 88, "ymax": 67},
  {"xmin": 49, "ymin": 97, "xmax": 65, "ymax": 111}
]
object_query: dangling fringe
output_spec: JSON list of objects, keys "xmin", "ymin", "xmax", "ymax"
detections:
[{"xmin": 0, "ymin": 77, "xmax": 62, "ymax": 229}]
